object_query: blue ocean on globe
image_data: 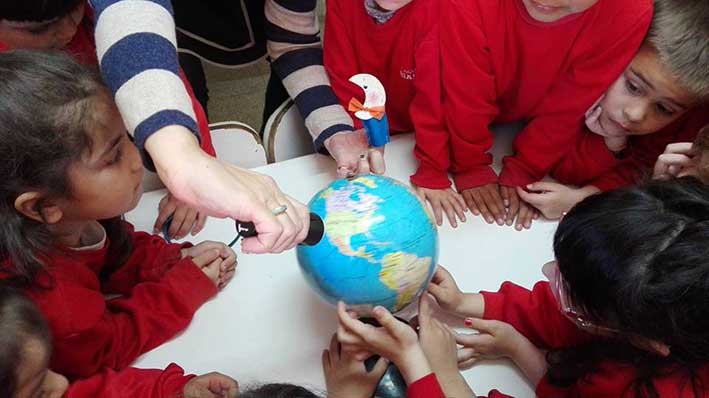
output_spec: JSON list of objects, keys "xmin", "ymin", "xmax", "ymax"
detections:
[{"xmin": 296, "ymin": 174, "xmax": 438, "ymax": 313}]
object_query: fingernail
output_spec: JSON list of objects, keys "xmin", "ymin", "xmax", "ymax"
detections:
[
  {"xmin": 503, "ymin": 199, "xmax": 510, "ymax": 207},
  {"xmin": 497, "ymin": 218, "xmax": 504, "ymax": 225},
  {"xmin": 526, "ymin": 184, "xmax": 533, "ymax": 189},
  {"xmin": 464, "ymin": 318, "xmax": 473, "ymax": 328},
  {"xmin": 485, "ymin": 217, "xmax": 493, "ymax": 223}
]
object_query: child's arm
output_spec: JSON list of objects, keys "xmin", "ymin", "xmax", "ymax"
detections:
[
  {"xmin": 44, "ymin": 252, "xmax": 221, "ymax": 379},
  {"xmin": 427, "ymin": 266, "xmax": 485, "ymax": 318},
  {"xmin": 66, "ymin": 363, "xmax": 237, "ymax": 398},
  {"xmin": 457, "ymin": 318, "xmax": 547, "ymax": 388}
]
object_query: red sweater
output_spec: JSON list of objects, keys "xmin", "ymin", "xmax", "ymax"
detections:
[
  {"xmin": 482, "ymin": 281, "xmax": 709, "ymax": 397},
  {"xmin": 0, "ymin": 224, "xmax": 217, "ymax": 380},
  {"xmin": 552, "ymin": 105, "xmax": 709, "ymax": 191},
  {"xmin": 414, "ymin": 0, "xmax": 652, "ymax": 190},
  {"xmin": 66, "ymin": 363, "xmax": 193, "ymax": 398},
  {"xmin": 324, "ymin": 0, "xmax": 445, "ymax": 184},
  {"xmin": 0, "ymin": 2, "xmax": 215, "ymax": 157}
]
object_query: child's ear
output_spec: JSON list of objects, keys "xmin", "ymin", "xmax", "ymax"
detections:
[{"xmin": 14, "ymin": 192, "xmax": 64, "ymax": 224}]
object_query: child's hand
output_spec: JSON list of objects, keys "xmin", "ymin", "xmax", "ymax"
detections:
[
  {"xmin": 426, "ymin": 266, "xmax": 464, "ymax": 314},
  {"xmin": 325, "ymin": 129, "xmax": 386, "ymax": 178},
  {"xmin": 153, "ymin": 192, "xmax": 207, "ymax": 239},
  {"xmin": 500, "ymin": 186, "xmax": 538, "ymax": 230},
  {"xmin": 182, "ymin": 242, "xmax": 237, "ymax": 289},
  {"xmin": 417, "ymin": 295, "xmax": 458, "ymax": 375},
  {"xmin": 188, "ymin": 250, "xmax": 223, "ymax": 287},
  {"xmin": 455, "ymin": 318, "xmax": 522, "ymax": 369},
  {"xmin": 414, "ymin": 185, "xmax": 467, "ymax": 227},
  {"xmin": 653, "ymin": 142, "xmax": 696, "ymax": 180},
  {"xmin": 183, "ymin": 372, "xmax": 238, "ymax": 398},
  {"xmin": 461, "ymin": 183, "xmax": 505, "ymax": 225},
  {"xmin": 517, "ymin": 182, "xmax": 598, "ymax": 220},
  {"xmin": 584, "ymin": 96, "xmax": 628, "ymax": 139},
  {"xmin": 336, "ymin": 302, "xmax": 431, "ymax": 384},
  {"xmin": 323, "ymin": 334, "xmax": 388, "ymax": 398}
]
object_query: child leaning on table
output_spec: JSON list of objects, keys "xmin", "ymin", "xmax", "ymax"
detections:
[
  {"xmin": 428, "ymin": 178, "xmax": 709, "ymax": 398},
  {"xmin": 520, "ymin": 0, "xmax": 709, "ymax": 219},
  {"xmin": 0, "ymin": 0, "xmax": 216, "ymax": 239},
  {"xmin": 0, "ymin": 51, "xmax": 236, "ymax": 381}
]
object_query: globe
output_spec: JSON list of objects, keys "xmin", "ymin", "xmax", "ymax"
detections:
[{"xmin": 296, "ymin": 174, "xmax": 438, "ymax": 313}]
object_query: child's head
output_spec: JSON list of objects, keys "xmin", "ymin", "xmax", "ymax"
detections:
[
  {"xmin": 552, "ymin": 177, "xmax": 709, "ymax": 361},
  {"xmin": 240, "ymin": 384, "xmax": 321, "ymax": 398},
  {"xmin": 595, "ymin": 0, "xmax": 708, "ymax": 136},
  {"xmin": 0, "ymin": 285, "xmax": 68, "ymax": 398},
  {"xmin": 0, "ymin": 50, "xmax": 142, "ymax": 284},
  {"xmin": 0, "ymin": 0, "xmax": 85, "ymax": 50},
  {"xmin": 520, "ymin": 0, "xmax": 599, "ymax": 23}
]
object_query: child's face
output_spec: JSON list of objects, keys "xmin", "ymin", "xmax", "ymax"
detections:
[
  {"xmin": 374, "ymin": 0, "xmax": 414, "ymax": 12},
  {"xmin": 15, "ymin": 338, "xmax": 68, "ymax": 398},
  {"xmin": 59, "ymin": 94, "xmax": 144, "ymax": 223},
  {"xmin": 596, "ymin": 46, "xmax": 698, "ymax": 136},
  {"xmin": 520, "ymin": 0, "xmax": 598, "ymax": 23},
  {"xmin": 0, "ymin": 2, "xmax": 84, "ymax": 50}
]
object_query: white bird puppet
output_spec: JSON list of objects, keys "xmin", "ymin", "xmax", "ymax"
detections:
[{"xmin": 347, "ymin": 73, "xmax": 390, "ymax": 147}]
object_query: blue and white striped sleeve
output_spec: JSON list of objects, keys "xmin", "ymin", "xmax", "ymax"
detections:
[
  {"xmin": 265, "ymin": 0, "xmax": 354, "ymax": 152},
  {"xmin": 90, "ymin": 0, "xmax": 199, "ymax": 169}
]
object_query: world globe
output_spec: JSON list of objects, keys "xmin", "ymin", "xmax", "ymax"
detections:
[{"xmin": 296, "ymin": 174, "xmax": 438, "ymax": 313}]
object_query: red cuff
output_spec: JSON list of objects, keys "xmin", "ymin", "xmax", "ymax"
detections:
[
  {"xmin": 163, "ymin": 259, "xmax": 218, "ymax": 311},
  {"xmin": 410, "ymin": 166, "xmax": 452, "ymax": 189},
  {"xmin": 481, "ymin": 289, "xmax": 505, "ymax": 321},
  {"xmin": 498, "ymin": 162, "xmax": 536, "ymax": 188},
  {"xmin": 486, "ymin": 389, "xmax": 515, "ymax": 398},
  {"xmin": 453, "ymin": 166, "xmax": 498, "ymax": 191},
  {"xmin": 406, "ymin": 373, "xmax": 445, "ymax": 398}
]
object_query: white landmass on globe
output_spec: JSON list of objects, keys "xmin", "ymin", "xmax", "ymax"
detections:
[
  {"xmin": 379, "ymin": 252, "xmax": 432, "ymax": 311},
  {"xmin": 321, "ymin": 181, "xmax": 385, "ymax": 262}
]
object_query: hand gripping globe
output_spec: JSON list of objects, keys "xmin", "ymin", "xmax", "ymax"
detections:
[{"xmin": 296, "ymin": 174, "xmax": 438, "ymax": 314}]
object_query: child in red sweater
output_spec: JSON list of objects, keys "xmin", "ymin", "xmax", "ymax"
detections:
[
  {"xmin": 0, "ymin": 283, "xmax": 444, "ymax": 398},
  {"xmin": 414, "ymin": 0, "xmax": 652, "ymax": 230},
  {"xmin": 323, "ymin": 0, "xmax": 470, "ymax": 227},
  {"xmin": 0, "ymin": 0, "xmax": 215, "ymax": 240},
  {"xmin": 0, "ymin": 51, "xmax": 236, "ymax": 380},
  {"xmin": 428, "ymin": 178, "xmax": 709, "ymax": 397},
  {"xmin": 518, "ymin": 0, "xmax": 709, "ymax": 219}
]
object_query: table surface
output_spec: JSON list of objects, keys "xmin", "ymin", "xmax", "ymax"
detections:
[{"xmin": 126, "ymin": 130, "xmax": 555, "ymax": 397}]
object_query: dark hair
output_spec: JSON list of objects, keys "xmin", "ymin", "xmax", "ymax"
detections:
[
  {"xmin": 0, "ymin": 0, "xmax": 84, "ymax": 22},
  {"xmin": 0, "ymin": 50, "xmax": 131, "ymax": 287},
  {"xmin": 0, "ymin": 284, "xmax": 51, "ymax": 398},
  {"xmin": 240, "ymin": 384, "xmax": 322, "ymax": 398},
  {"xmin": 548, "ymin": 177, "xmax": 709, "ymax": 397}
]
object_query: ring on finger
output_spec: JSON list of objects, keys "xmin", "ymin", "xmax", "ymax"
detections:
[{"xmin": 271, "ymin": 204, "xmax": 288, "ymax": 215}]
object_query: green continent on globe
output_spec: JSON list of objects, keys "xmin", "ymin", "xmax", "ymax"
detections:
[
  {"xmin": 320, "ymin": 179, "xmax": 385, "ymax": 262},
  {"xmin": 379, "ymin": 252, "xmax": 433, "ymax": 311}
]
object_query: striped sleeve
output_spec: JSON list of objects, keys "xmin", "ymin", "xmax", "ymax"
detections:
[
  {"xmin": 90, "ymin": 0, "xmax": 200, "ymax": 169},
  {"xmin": 265, "ymin": 0, "xmax": 354, "ymax": 152}
]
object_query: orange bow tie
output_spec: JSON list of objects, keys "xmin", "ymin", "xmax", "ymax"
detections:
[{"xmin": 348, "ymin": 98, "xmax": 385, "ymax": 120}]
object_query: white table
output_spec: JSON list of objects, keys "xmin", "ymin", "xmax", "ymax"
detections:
[{"xmin": 127, "ymin": 131, "xmax": 554, "ymax": 397}]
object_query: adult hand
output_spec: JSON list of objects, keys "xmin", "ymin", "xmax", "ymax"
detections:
[
  {"xmin": 322, "ymin": 334, "xmax": 388, "ymax": 398},
  {"xmin": 183, "ymin": 372, "xmax": 238, "ymax": 398},
  {"xmin": 653, "ymin": 142, "xmax": 695, "ymax": 180},
  {"xmin": 517, "ymin": 182, "xmax": 599, "ymax": 220},
  {"xmin": 461, "ymin": 183, "xmax": 505, "ymax": 225},
  {"xmin": 153, "ymin": 192, "xmax": 207, "ymax": 239},
  {"xmin": 146, "ymin": 126, "xmax": 310, "ymax": 254},
  {"xmin": 500, "ymin": 186, "xmax": 537, "ymax": 230},
  {"xmin": 414, "ymin": 185, "xmax": 467, "ymax": 227},
  {"xmin": 324, "ymin": 129, "xmax": 385, "ymax": 178}
]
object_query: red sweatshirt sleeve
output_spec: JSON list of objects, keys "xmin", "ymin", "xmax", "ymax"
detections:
[
  {"xmin": 48, "ymin": 260, "xmax": 217, "ymax": 379},
  {"xmin": 482, "ymin": 281, "xmax": 591, "ymax": 349},
  {"xmin": 550, "ymin": 132, "xmax": 618, "ymax": 186},
  {"xmin": 499, "ymin": 18, "xmax": 651, "ymax": 188},
  {"xmin": 406, "ymin": 373, "xmax": 445, "ymax": 398},
  {"xmin": 323, "ymin": 0, "xmax": 363, "ymax": 131},
  {"xmin": 104, "ymin": 226, "xmax": 189, "ymax": 295},
  {"xmin": 66, "ymin": 363, "xmax": 193, "ymax": 398},
  {"xmin": 439, "ymin": 0, "xmax": 500, "ymax": 191},
  {"xmin": 410, "ymin": 15, "xmax": 451, "ymax": 189}
]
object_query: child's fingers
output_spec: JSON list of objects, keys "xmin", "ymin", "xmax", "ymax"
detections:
[
  {"xmin": 429, "ymin": 195, "xmax": 444, "ymax": 226},
  {"xmin": 481, "ymin": 188, "xmax": 504, "ymax": 225},
  {"xmin": 330, "ymin": 333, "xmax": 340, "ymax": 361},
  {"xmin": 191, "ymin": 212, "xmax": 208, "ymax": 236},
  {"xmin": 516, "ymin": 204, "xmax": 533, "ymax": 231},
  {"xmin": 441, "ymin": 199, "xmax": 459, "ymax": 228},
  {"xmin": 153, "ymin": 196, "xmax": 177, "ymax": 233},
  {"xmin": 472, "ymin": 190, "xmax": 494, "ymax": 224},
  {"xmin": 321, "ymin": 349, "xmax": 331, "ymax": 371},
  {"xmin": 457, "ymin": 347, "xmax": 477, "ymax": 363},
  {"xmin": 516, "ymin": 186, "xmax": 545, "ymax": 207},
  {"xmin": 462, "ymin": 190, "xmax": 480, "ymax": 216},
  {"xmin": 664, "ymin": 142, "xmax": 694, "ymax": 155},
  {"xmin": 447, "ymin": 192, "xmax": 467, "ymax": 223},
  {"xmin": 370, "ymin": 356, "xmax": 389, "ymax": 378},
  {"xmin": 458, "ymin": 356, "xmax": 479, "ymax": 370},
  {"xmin": 463, "ymin": 317, "xmax": 496, "ymax": 334},
  {"xmin": 502, "ymin": 187, "xmax": 519, "ymax": 226},
  {"xmin": 168, "ymin": 206, "xmax": 190, "ymax": 239},
  {"xmin": 417, "ymin": 294, "xmax": 434, "ymax": 328},
  {"xmin": 371, "ymin": 306, "xmax": 406, "ymax": 336},
  {"xmin": 191, "ymin": 249, "xmax": 221, "ymax": 268}
]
